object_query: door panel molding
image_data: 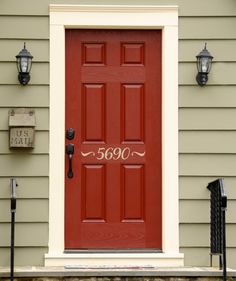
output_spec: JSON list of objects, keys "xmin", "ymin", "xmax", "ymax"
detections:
[{"xmin": 47, "ymin": 4, "xmax": 183, "ymax": 266}]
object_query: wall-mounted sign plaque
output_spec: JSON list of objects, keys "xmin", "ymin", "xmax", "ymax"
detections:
[{"xmin": 9, "ymin": 108, "xmax": 36, "ymax": 148}]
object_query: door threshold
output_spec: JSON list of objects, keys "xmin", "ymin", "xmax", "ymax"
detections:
[
  {"xmin": 45, "ymin": 252, "xmax": 184, "ymax": 267},
  {"xmin": 64, "ymin": 249, "xmax": 162, "ymax": 254}
]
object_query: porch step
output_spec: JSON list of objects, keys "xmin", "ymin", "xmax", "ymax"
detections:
[{"xmin": 0, "ymin": 267, "xmax": 236, "ymax": 280}]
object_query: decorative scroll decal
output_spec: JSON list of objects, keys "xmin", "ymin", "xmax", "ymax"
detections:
[
  {"xmin": 81, "ymin": 147, "xmax": 145, "ymax": 160},
  {"xmin": 131, "ymin": 151, "xmax": 146, "ymax": 157},
  {"xmin": 81, "ymin": 151, "xmax": 95, "ymax": 157}
]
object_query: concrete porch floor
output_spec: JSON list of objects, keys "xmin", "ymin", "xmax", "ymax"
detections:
[{"xmin": 0, "ymin": 266, "xmax": 236, "ymax": 278}]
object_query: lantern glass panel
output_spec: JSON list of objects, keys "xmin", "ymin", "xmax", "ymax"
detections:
[
  {"xmin": 16, "ymin": 58, "xmax": 21, "ymax": 72},
  {"xmin": 27, "ymin": 59, "xmax": 32, "ymax": 72},
  {"xmin": 197, "ymin": 57, "xmax": 201, "ymax": 72},
  {"xmin": 201, "ymin": 57, "xmax": 209, "ymax": 73},
  {"xmin": 20, "ymin": 57, "xmax": 28, "ymax": 73},
  {"xmin": 207, "ymin": 57, "xmax": 213, "ymax": 73}
]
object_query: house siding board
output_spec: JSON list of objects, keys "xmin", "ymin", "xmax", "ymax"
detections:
[
  {"xmin": 0, "ymin": 108, "xmax": 49, "ymax": 131},
  {"xmin": 180, "ymin": 177, "xmax": 236, "ymax": 200},
  {"xmin": 180, "ymin": 62, "xmax": 236, "ymax": 85},
  {"xmin": 180, "ymin": 224, "xmax": 236, "ymax": 247},
  {"xmin": 0, "ymin": 155, "xmax": 48, "ymax": 177},
  {"xmin": 0, "ymin": 16, "xmax": 49, "ymax": 39},
  {"xmin": 0, "ymin": 62, "xmax": 49, "ymax": 85},
  {"xmin": 180, "ymin": 200, "xmax": 236, "ymax": 223},
  {"xmin": 0, "ymin": 86, "xmax": 49, "ymax": 107},
  {"xmin": 0, "ymin": 131, "xmax": 49, "ymax": 154},
  {"xmin": 0, "ymin": 248, "xmax": 47, "ymax": 267},
  {"xmin": 0, "ymin": 177, "xmax": 48, "ymax": 199},
  {"xmin": 179, "ymin": 131, "xmax": 236, "ymax": 153},
  {"xmin": 0, "ymin": 40, "xmax": 49, "ymax": 62},
  {"xmin": 180, "ymin": 17, "xmax": 236, "ymax": 39},
  {"xmin": 0, "ymin": 0, "xmax": 236, "ymax": 269},
  {"xmin": 180, "ymin": 248, "xmax": 236, "ymax": 269},
  {"xmin": 180, "ymin": 154, "xmax": 236, "ymax": 176},
  {"xmin": 179, "ymin": 86, "xmax": 236, "ymax": 108},
  {"xmin": 179, "ymin": 40, "xmax": 236, "ymax": 62},
  {"xmin": 0, "ymin": 223, "xmax": 48, "ymax": 247},
  {"xmin": 0, "ymin": 199, "xmax": 48, "ymax": 222},
  {"xmin": 180, "ymin": 108, "xmax": 236, "ymax": 130}
]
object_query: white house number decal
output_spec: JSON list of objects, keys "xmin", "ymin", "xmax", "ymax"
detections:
[{"xmin": 81, "ymin": 147, "xmax": 145, "ymax": 160}]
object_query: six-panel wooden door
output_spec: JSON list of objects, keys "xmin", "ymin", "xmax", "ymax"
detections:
[{"xmin": 65, "ymin": 29, "xmax": 162, "ymax": 249}]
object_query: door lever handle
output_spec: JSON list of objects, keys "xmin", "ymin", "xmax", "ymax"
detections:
[{"xmin": 66, "ymin": 143, "xmax": 74, "ymax": 178}]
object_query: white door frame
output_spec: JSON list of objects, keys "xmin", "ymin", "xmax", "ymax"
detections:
[{"xmin": 46, "ymin": 4, "xmax": 183, "ymax": 266}]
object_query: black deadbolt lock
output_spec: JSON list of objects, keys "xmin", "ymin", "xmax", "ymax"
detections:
[{"xmin": 66, "ymin": 128, "xmax": 75, "ymax": 140}]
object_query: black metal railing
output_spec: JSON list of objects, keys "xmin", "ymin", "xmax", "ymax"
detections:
[
  {"xmin": 10, "ymin": 178, "xmax": 18, "ymax": 281},
  {"xmin": 207, "ymin": 178, "xmax": 227, "ymax": 281}
]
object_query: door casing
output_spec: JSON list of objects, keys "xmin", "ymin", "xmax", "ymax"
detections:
[{"xmin": 47, "ymin": 4, "xmax": 183, "ymax": 267}]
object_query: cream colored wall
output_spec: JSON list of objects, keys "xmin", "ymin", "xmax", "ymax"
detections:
[{"xmin": 0, "ymin": 0, "xmax": 236, "ymax": 268}]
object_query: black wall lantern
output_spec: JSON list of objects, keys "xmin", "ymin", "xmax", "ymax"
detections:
[
  {"xmin": 196, "ymin": 43, "xmax": 213, "ymax": 86},
  {"xmin": 16, "ymin": 43, "xmax": 33, "ymax": 85}
]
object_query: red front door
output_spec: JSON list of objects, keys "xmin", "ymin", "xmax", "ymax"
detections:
[{"xmin": 65, "ymin": 29, "xmax": 162, "ymax": 249}]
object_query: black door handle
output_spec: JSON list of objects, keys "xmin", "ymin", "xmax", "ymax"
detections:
[{"xmin": 66, "ymin": 143, "xmax": 74, "ymax": 178}]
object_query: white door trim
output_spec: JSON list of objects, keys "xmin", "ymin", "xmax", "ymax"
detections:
[{"xmin": 46, "ymin": 4, "xmax": 183, "ymax": 266}]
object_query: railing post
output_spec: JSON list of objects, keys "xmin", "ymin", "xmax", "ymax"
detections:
[
  {"xmin": 221, "ymin": 184, "xmax": 227, "ymax": 281},
  {"xmin": 207, "ymin": 178, "xmax": 227, "ymax": 281},
  {"xmin": 10, "ymin": 178, "xmax": 18, "ymax": 281}
]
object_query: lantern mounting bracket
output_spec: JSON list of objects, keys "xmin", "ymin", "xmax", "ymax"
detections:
[{"xmin": 196, "ymin": 72, "xmax": 208, "ymax": 86}]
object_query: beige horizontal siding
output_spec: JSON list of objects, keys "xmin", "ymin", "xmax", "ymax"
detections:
[
  {"xmin": 0, "ymin": 155, "xmax": 48, "ymax": 177},
  {"xmin": 180, "ymin": 247, "xmax": 236, "ymax": 268},
  {"xmin": 0, "ymin": 223, "xmax": 48, "ymax": 246},
  {"xmin": 179, "ymin": 40, "xmax": 236, "ymax": 62},
  {"xmin": 0, "ymin": 199, "xmax": 48, "ymax": 222},
  {"xmin": 4, "ymin": 62, "xmax": 236, "ymax": 86},
  {"xmin": 0, "ymin": 16, "xmax": 49, "ymax": 39},
  {"xmin": 179, "ymin": 62, "xmax": 236, "ymax": 85},
  {"xmin": 0, "ymin": 39, "xmax": 49, "ymax": 62},
  {"xmin": 3, "ymin": 37, "xmax": 236, "ymax": 64},
  {"xmin": 178, "ymin": 0, "xmax": 236, "ymax": 17},
  {"xmin": 180, "ymin": 200, "xmax": 236, "ymax": 223},
  {"xmin": 0, "ymin": 108, "xmax": 49, "ymax": 130},
  {"xmin": 4, "ymin": 38, "xmax": 236, "ymax": 63},
  {"xmin": 2, "ymin": 0, "xmax": 236, "ymax": 16},
  {"xmin": 180, "ymin": 154, "xmax": 236, "ymax": 176},
  {"xmin": 0, "ymin": 247, "xmax": 47, "ymax": 266},
  {"xmin": 180, "ymin": 17, "xmax": 236, "ymax": 39},
  {"xmin": 0, "ymin": 0, "xmax": 50, "ymax": 16},
  {"xmin": 179, "ymin": 108, "xmax": 236, "ymax": 130},
  {"xmin": 0, "ymin": 131, "xmax": 49, "ymax": 154},
  {"xmin": 1, "ymin": 3, "xmax": 235, "ymax": 40},
  {"xmin": 0, "ymin": 2, "xmax": 50, "ymax": 269},
  {"xmin": 1, "ymin": 0, "xmax": 236, "ymax": 269},
  {"xmin": 0, "ymin": 62, "xmax": 49, "ymax": 85},
  {"xmin": 180, "ymin": 248, "xmax": 210, "ymax": 267},
  {"xmin": 180, "ymin": 224, "xmax": 236, "ymax": 247},
  {"xmin": 0, "ymin": 85, "xmax": 49, "ymax": 107},
  {"xmin": 179, "ymin": 86, "xmax": 236, "ymax": 108},
  {"xmin": 179, "ymin": 176, "xmax": 236, "ymax": 199},
  {"xmin": 0, "ymin": 177, "xmax": 48, "ymax": 199},
  {"xmin": 179, "ymin": 131, "xmax": 236, "ymax": 153}
]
